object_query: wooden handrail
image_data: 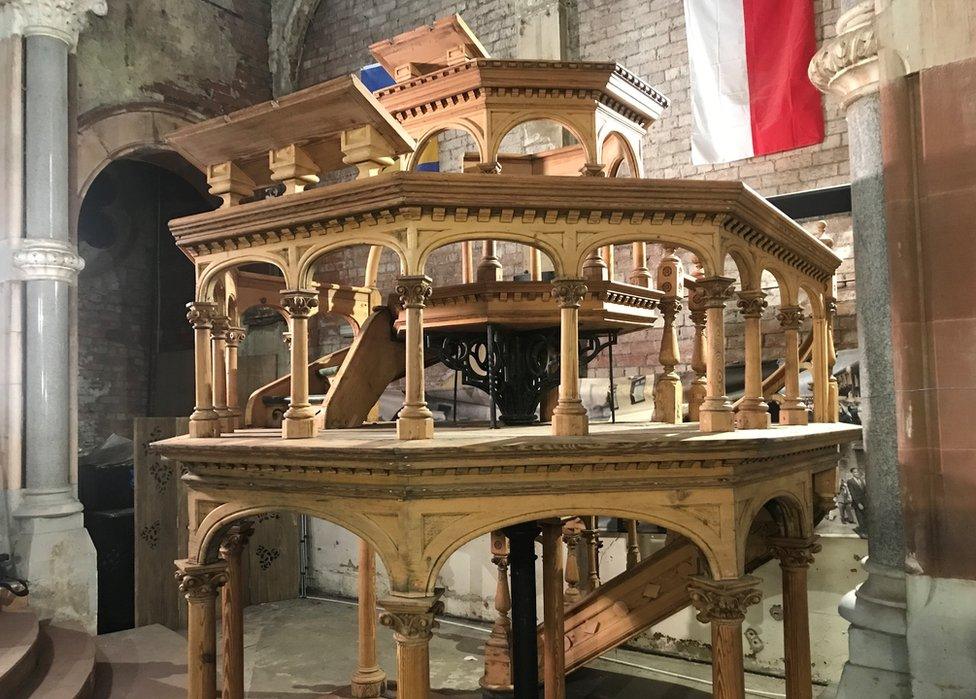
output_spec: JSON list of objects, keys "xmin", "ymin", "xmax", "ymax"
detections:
[{"xmin": 243, "ymin": 347, "xmax": 349, "ymax": 428}]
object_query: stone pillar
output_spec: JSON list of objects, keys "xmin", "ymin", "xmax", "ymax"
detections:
[
  {"xmin": 378, "ymin": 593, "xmax": 444, "ymax": 699},
  {"xmin": 688, "ymin": 575, "xmax": 762, "ymax": 699},
  {"xmin": 777, "ymin": 306, "xmax": 809, "ymax": 425},
  {"xmin": 225, "ymin": 326, "xmax": 245, "ymax": 430},
  {"xmin": 551, "ymin": 278, "xmax": 588, "ymax": 436},
  {"xmin": 210, "ymin": 315, "xmax": 231, "ymax": 433},
  {"xmin": 809, "ymin": 4, "xmax": 910, "ymax": 691},
  {"xmin": 541, "ymin": 520, "xmax": 565, "ymax": 699},
  {"xmin": 351, "ymin": 540, "xmax": 386, "ymax": 698},
  {"xmin": 219, "ymin": 523, "xmax": 253, "ymax": 699},
  {"xmin": 769, "ymin": 536, "xmax": 821, "ymax": 699},
  {"xmin": 175, "ymin": 560, "xmax": 228, "ymax": 699},
  {"xmin": 395, "ymin": 276, "xmax": 434, "ymax": 440},
  {"xmin": 480, "ymin": 531, "xmax": 513, "ymax": 695},
  {"xmin": 736, "ymin": 290, "xmax": 769, "ymax": 428},
  {"xmin": 696, "ymin": 276, "xmax": 736, "ymax": 433},
  {"xmin": 4, "ymin": 0, "xmax": 106, "ymax": 633},
  {"xmin": 280, "ymin": 290, "xmax": 318, "ymax": 439}
]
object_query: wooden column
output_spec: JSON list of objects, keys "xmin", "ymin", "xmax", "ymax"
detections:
[
  {"xmin": 777, "ymin": 306, "xmax": 808, "ymax": 425},
  {"xmin": 461, "ymin": 241, "xmax": 474, "ymax": 283},
  {"xmin": 687, "ymin": 283, "xmax": 708, "ymax": 422},
  {"xmin": 551, "ymin": 279, "xmax": 589, "ymax": 436},
  {"xmin": 395, "ymin": 276, "xmax": 434, "ymax": 440},
  {"xmin": 736, "ymin": 291, "xmax": 770, "ymax": 429},
  {"xmin": 529, "ymin": 247, "xmax": 543, "ymax": 281},
  {"xmin": 477, "ymin": 240, "xmax": 503, "ymax": 281},
  {"xmin": 562, "ymin": 518, "xmax": 584, "ymax": 607},
  {"xmin": 628, "ymin": 241, "xmax": 651, "ymax": 287},
  {"xmin": 811, "ymin": 314, "xmax": 830, "ymax": 423},
  {"xmin": 175, "ymin": 560, "xmax": 228, "ymax": 699},
  {"xmin": 504, "ymin": 522, "xmax": 541, "ymax": 697},
  {"xmin": 688, "ymin": 575, "xmax": 762, "ymax": 699},
  {"xmin": 583, "ymin": 516, "xmax": 601, "ymax": 592},
  {"xmin": 481, "ymin": 532, "xmax": 513, "ymax": 694},
  {"xmin": 219, "ymin": 523, "xmax": 254, "ymax": 699},
  {"xmin": 210, "ymin": 315, "xmax": 231, "ymax": 433},
  {"xmin": 224, "ymin": 326, "xmax": 245, "ymax": 430},
  {"xmin": 625, "ymin": 520, "xmax": 641, "ymax": 570},
  {"xmin": 696, "ymin": 276, "xmax": 736, "ymax": 433},
  {"xmin": 769, "ymin": 537, "xmax": 821, "ymax": 699},
  {"xmin": 280, "ymin": 290, "xmax": 319, "ymax": 439},
  {"xmin": 602, "ymin": 246, "xmax": 615, "ymax": 280},
  {"xmin": 379, "ymin": 594, "xmax": 444, "ymax": 699},
  {"xmin": 581, "ymin": 249, "xmax": 608, "ymax": 281},
  {"xmin": 352, "ymin": 540, "xmax": 387, "ymax": 697},
  {"xmin": 186, "ymin": 302, "xmax": 220, "ymax": 438},
  {"xmin": 654, "ymin": 247, "xmax": 685, "ymax": 424},
  {"xmin": 825, "ymin": 296, "xmax": 840, "ymax": 421},
  {"xmin": 541, "ymin": 521, "xmax": 566, "ymax": 699}
]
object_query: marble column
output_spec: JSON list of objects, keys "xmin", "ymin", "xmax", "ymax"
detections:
[
  {"xmin": 4, "ymin": 0, "xmax": 106, "ymax": 634},
  {"xmin": 809, "ymin": 3, "xmax": 910, "ymax": 694}
]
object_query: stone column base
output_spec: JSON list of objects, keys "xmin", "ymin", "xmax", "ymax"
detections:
[{"xmin": 12, "ymin": 508, "xmax": 97, "ymax": 633}]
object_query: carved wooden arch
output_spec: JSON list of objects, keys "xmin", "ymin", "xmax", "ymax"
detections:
[
  {"xmin": 416, "ymin": 229, "xmax": 565, "ymax": 278},
  {"xmin": 297, "ymin": 237, "xmax": 408, "ymax": 288},
  {"xmin": 196, "ymin": 253, "xmax": 293, "ymax": 302},
  {"xmin": 572, "ymin": 230, "xmax": 721, "ymax": 279},
  {"xmin": 599, "ymin": 131, "xmax": 641, "ymax": 178},
  {"xmin": 407, "ymin": 121, "xmax": 488, "ymax": 171},
  {"xmin": 735, "ymin": 483, "xmax": 813, "ymax": 573},
  {"xmin": 722, "ymin": 245, "xmax": 761, "ymax": 291},
  {"xmin": 798, "ymin": 281, "xmax": 827, "ymax": 319},
  {"xmin": 487, "ymin": 110, "xmax": 598, "ymax": 166},
  {"xmin": 757, "ymin": 262, "xmax": 800, "ymax": 308}
]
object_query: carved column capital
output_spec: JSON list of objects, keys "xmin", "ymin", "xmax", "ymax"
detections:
[
  {"xmin": 225, "ymin": 326, "xmax": 247, "ymax": 348},
  {"xmin": 3, "ymin": 239, "xmax": 86, "ymax": 284},
  {"xmin": 395, "ymin": 275, "xmax": 433, "ymax": 309},
  {"xmin": 824, "ymin": 296, "xmax": 838, "ymax": 322},
  {"xmin": 0, "ymin": 0, "xmax": 107, "ymax": 50},
  {"xmin": 218, "ymin": 522, "xmax": 255, "ymax": 560},
  {"xmin": 174, "ymin": 560, "xmax": 228, "ymax": 601},
  {"xmin": 736, "ymin": 290, "xmax": 768, "ymax": 318},
  {"xmin": 657, "ymin": 296, "xmax": 682, "ymax": 320},
  {"xmin": 695, "ymin": 276, "xmax": 736, "ymax": 308},
  {"xmin": 551, "ymin": 278, "xmax": 588, "ymax": 309},
  {"xmin": 769, "ymin": 536, "xmax": 822, "ymax": 571},
  {"xmin": 808, "ymin": 1, "xmax": 878, "ymax": 109},
  {"xmin": 379, "ymin": 594, "xmax": 445, "ymax": 643},
  {"xmin": 186, "ymin": 301, "xmax": 218, "ymax": 329},
  {"xmin": 280, "ymin": 290, "xmax": 319, "ymax": 318},
  {"xmin": 687, "ymin": 575, "xmax": 762, "ymax": 624},
  {"xmin": 210, "ymin": 315, "xmax": 230, "ymax": 339},
  {"xmin": 777, "ymin": 305, "xmax": 805, "ymax": 330}
]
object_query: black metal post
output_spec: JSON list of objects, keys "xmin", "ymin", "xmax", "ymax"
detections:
[
  {"xmin": 504, "ymin": 521, "xmax": 541, "ymax": 697},
  {"xmin": 487, "ymin": 324, "xmax": 498, "ymax": 428},
  {"xmin": 453, "ymin": 369, "xmax": 459, "ymax": 424},
  {"xmin": 608, "ymin": 331, "xmax": 617, "ymax": 424}
]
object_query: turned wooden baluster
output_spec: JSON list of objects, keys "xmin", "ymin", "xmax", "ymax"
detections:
[
  {"xmin": 629, "ymin": 241, "xmax": 651, "ymax": 287},
  {"xmin": 477, "ymin": 240, "xmax": 503, "ymax": 281},
  {"xmin": 529, "ymin": 247, "xmax": 543, "ymax": 281},
  {"xmin": 582, "ymin": 249, "xmax": 608, "ymax": 281},
  {"xmin": 583, "ymin": 516, "xmax": 602, "ymax": 591},
  {"xmin": 351, "ymin": 540, "xmax": 387, "ymax": 697},
  {"xmin": 551, "ymin": 279, "xmax": 589, "ymax": 437},
  {"xmin": 625, "ymin": 519, "xmax": 641, "ymax": 570},
  {"xmin": 461, "ymin": 241, "xmax": 474, "ymax": 283},
  {"xmin": 396, "ymin": 276, "xmax": 435, "ymax": 440},
  {"xmin": 737, "ymin": 290, "xmax": 770, "ymax": 429},
  {"xmin": 225, "ymin": 326, "xmax": 246, "ymax": 430},
  {"xmin": 825, "ymin": 295, "xmax": 840, "ymax": 421},
  {"xmin": 653, "ymin": 248, "xmax": 685, "ymax": 424},
  {"xmin": 602, "ymin": 246, "xmax": 615, "ymax": 280},
  {"xmin": 280, "ymin": 290, "xmax": 319, "ymax": 439},
  {"xmin": 778, "ymin": 306, "xmax": 809, "ymax": 425},
  {"xmin": 480, "ymin": 531, "xmax": 514, "ymax": 694},
  {"xmin": 697, "ymin": 276, "xmax": 737, "ymax": 433},
  {"xmin": 562, "ymin": 518, "xmax": 585, "ymax": 607},
  {"xmin": 211, "ymin": 315, "xmax": 232, "ymax": 433},
  {"xmin": 687, "ymin": 282, "xmax": 708, "ymax": 422},
  {"xmin": 219, "ymin": 523, "xmax": 253, "ymax": 699}
]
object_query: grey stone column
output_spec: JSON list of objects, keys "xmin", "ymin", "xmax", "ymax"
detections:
[
  {"xmin": 809, "ymin": 2, "xmax": 911, "ymax": 695},
  {"xmin": 1, "ymin": 0, "xmax": 106, "ymax": 633}
]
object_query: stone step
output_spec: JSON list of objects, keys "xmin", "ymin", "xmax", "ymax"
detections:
[
  {"xmin": 12, "ymin": 622, "xmax": 96, "ymax": 699},
  {"xmin": 92, "ymin": 624, "xmax": 186, "ymax": 698},
  {"xmin": 0, "ymin": 609, "xmax": 41, "ymax": 696}
]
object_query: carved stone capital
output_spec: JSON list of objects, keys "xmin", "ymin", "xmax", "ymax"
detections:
[
  {"xmin": 687, "ymin": 575, "xmax": 762, "ymax": 624},
  {"xmin": 186, "ymin": 301, "xmax": 218, "ymax": 329},
  {"xmin": 777, "ymin": 305, "xmax": 805, "ymax": 331},
  {"xmin": 0, "ymin": 0, "xmax": 107, "ymax": 50},
  {"xmin": 695, "ymin": 276, "xmax": 736, "ymax": 309},
  {"xmin": 280, "ymin": 290, "xmax": 319, "ymax": 318},
  {"xmin": 210, "ymin": 315, "xmax": 230, "ymax": 338},
  {"xmin": 174, "ymin": 560, "xmax": 228, "ymax": 601},
  {"xmin": 395, "ymin": 275, "xmax": 433, "ymax": 309},
  {"xmin": 736, "ymin": 291, "xmax": 768, "ymax": 319},
  {"xmin": 379, "ymin": 593, "xmax": 445, "ymax": 643},
  {"xmin": 225, "ymin": 326, "xmax": 247, "ymax": 348},
  {"xmin": 808, "ymin": 1, "xmax": 878, "ymax": 109},
  {"xmin": 5, "ymin": 239, "xmax": 85, "ymax": 284},
  {"xmin": 218, "ymin": 522, "xmax": 255, "ymax": 560},
  {"xmin": 551, "ymin": 278, "xmax": 588, "ymax": 309},
  {"xmin": 768, "ymin": 536, "xmax": 822, "ymax": 571}
]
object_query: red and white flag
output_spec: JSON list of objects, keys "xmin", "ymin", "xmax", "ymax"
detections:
[{"xmin": 683, "ymin": 0, "xmax": 824, "ymax": 165}]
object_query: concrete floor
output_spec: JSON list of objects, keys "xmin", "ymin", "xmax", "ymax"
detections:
[{"xmin": 97, "ymin": 596, "xmax": 792, "ymax": 697}]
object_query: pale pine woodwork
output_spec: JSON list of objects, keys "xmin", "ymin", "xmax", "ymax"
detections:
[{"xmin": 351, "ymin": 540, "xmax": 386, "ymax": 698}]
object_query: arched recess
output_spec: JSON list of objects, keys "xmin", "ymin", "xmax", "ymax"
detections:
[
  {"xmin": 723, "ymin": 246, "xmax": 761, "ymax": 292},
  {"xmin": 759, "ymin": 263, "xmax": 799, "ymax": 308},
  {"xmin": 488, "ymin": 112, "xmax": 596, "ymax": 166},
  {"xmin": 600, "ymin": 131, "xmax": 641, "ymax": 178},
  {"xmin": 575, "ymin": 234, "xmax": 719, "ymax": 279},
  {"xmin": 407, "ymin": 123, "xmax": 487, "ymax": 172},
  {"xmin": 197, "ymin": 254, "xmax": 292, "ymax": 302},
  {"xmin": 736, "ymin": 490, "xmax": 812, "ymax": 572},
  {"xmin": 417, "ymin": 230, "xmax": 564, "ymax": 279},
  {"xmin": 298, "ymin": 238, "xmax": 408, "ymax": 288}
]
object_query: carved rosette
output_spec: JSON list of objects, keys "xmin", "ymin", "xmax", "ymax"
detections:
[
  {"xmin": 210, "ymin": 315, "xmax": 230, "ymax": 339},
  {"xmin": 769, "ymin": 536, "xmax": 822, "ymax": 572},
  {"xmin": 225, "ymin": 326, "xmax": 247, "ymax": 348},
  {"xmin": 777, "ymin": 306, "xmax": 805, "ymax": 331},
  {"xmin": 0, "ymin": 0, "xmax": 107, "ymax": 50},
  {"xmin": 379, "ymin": 600, "xmax": 445, "ymax": 642},
  {"xmin": 174, "ymin": 562, "xmax": 228, "ymax": 601},
  {"xmin": 10, "ymin": 239, "xmax": 85, "ymax": 283},
  {"xmin": 395, "ymin": 275, "xmax": 433, "ymax": 309},
  {"xmin": 808, "ymin": 0, "xmax": 878, "ymax": 108},
  {"xmin": 736, "ymin": 291, "xmax": 768, "ymax": 319},
  {"xmin": 218, "ymin": 521, "xmax": 255, "ymax": 560},
  {"xmin": 280, "ymin": 290, "xmax": 319, "ymax": 318},
  {"xmin": 695, "ymin": 276, "xmax": 736, "ymax": 309},
  {"xmin": 687, "ymin": 575, "xmax": 762, "ymax": 624},
  {"xmin": 551, "ymin": 278, "xmax": 588, "ymax": 309},
  {"xmin": 186, "ymin": 301, "xmax": 218, "ymax": 329}
]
